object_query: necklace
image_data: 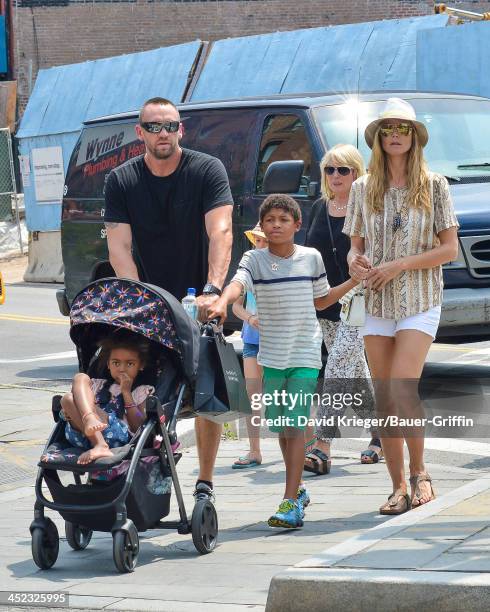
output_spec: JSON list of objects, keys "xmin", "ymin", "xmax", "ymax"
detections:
[
  {"xmin": 270, "ymin": 245, "xmax": 296, "ymax": 270},
  {"xmin": 329, "ymin": 199, "xmax": 348, "ymax": 212}
]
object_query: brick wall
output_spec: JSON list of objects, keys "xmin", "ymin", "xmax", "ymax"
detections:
[{"xmin": 13, "ymin": 0, "xmax": 490, "ymax": 111}]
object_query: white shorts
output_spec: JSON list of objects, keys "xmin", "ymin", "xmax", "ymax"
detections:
[{"xmin": 361, "ymin": 306, "xmax": 441, "ymax": 341}]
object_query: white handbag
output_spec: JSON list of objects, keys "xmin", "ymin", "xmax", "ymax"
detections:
[{"xmin": 339, "ymin": 285, "xmax": 365, "ymax": 327}]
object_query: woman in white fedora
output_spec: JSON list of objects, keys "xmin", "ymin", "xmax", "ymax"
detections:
[{"xmin": 344, "ymin": 98, "xmax": 459, "ymax": 514}]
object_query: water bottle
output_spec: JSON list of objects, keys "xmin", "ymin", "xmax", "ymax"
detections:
[{"xmin": 181, "ymin": 288, "xmax": 198, "ymax": 320}]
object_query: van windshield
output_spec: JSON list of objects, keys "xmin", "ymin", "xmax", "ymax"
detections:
[{"xmin": 312, "ymin": 98, "xmax": 490, "ymax": 179}]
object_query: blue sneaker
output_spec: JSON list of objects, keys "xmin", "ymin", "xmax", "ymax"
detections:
[
  {"xmin": 268, "ymin": 499, "xmax": 304, "ymax": 529},
  {"xmin": 297, "ymin": 485, "xmax": 310, "ymax": 517}
]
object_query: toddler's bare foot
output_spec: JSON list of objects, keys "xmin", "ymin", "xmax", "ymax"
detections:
[
  {"xmin": 82, "ymin": 412, "xmax": 107, "ymax": 437},
  {"xmin": 77, "ymin": 444, "xmax": 113, "ymax": 465}
]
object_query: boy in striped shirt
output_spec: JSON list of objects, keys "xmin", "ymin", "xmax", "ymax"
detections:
[{"xmin": 208, "ymin": 194, "xmax": 357, "ymax": 528}]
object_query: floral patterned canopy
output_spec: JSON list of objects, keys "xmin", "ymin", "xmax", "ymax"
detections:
[{"xmin": 69, "ymin": 278, "xmax": 200, "ymax": 382}]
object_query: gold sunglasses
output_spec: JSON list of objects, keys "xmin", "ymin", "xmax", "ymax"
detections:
[{"xmin": 380, "ymin": 123, "xmax": 413, "ymax": 137}]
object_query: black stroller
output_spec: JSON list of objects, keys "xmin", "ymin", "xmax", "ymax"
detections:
[{"xmin": 30, "ymin": 277, "xmax": 219, "ymax": 573}]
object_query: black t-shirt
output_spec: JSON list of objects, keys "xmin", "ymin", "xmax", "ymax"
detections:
[
  {"xmin": 305, "ymin": 198, "xmax": 350, "ymax": 321},
  {"xmin": 104, "ymin": 149, "xmax": 233, "ymax": 301}
]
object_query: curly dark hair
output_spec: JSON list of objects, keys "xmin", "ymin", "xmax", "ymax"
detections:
[
  {"xmin": 259, "ymin": 194, "xmax": 301, "ymax": 223},
  {"xmin": 97, "ymin": 329, "xmax": 151, "ymax": 376}
]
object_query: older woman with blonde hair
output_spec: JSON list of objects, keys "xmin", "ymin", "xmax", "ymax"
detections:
[
  {"xmin": 345, "ymin": 99, "xmax": 459, "ymax": 514},
  {"xmin": 304, "ymin": 144, "xmax": 380, "ymax": 475}
]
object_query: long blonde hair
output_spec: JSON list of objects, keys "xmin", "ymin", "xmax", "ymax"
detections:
[
  {"xmin": 366, "ymin": 127, "xmax": 431, "ymax": 214},
  {"xmin": 320, "ymin": 144, "xmax": 366, "ymax": 201}
]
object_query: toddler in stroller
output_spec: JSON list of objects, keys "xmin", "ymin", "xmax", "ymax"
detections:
[
  {"xmin": 42, "ymin": 330, "xmax": 155, "ymax": 465},
  {"xmin": 31, "ymin": 278, "xmax": 218, "ymax": 573}
]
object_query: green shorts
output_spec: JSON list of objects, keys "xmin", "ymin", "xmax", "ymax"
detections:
[{"xmin": 262, "ymin": 366, "xmax": 320, "ymax": 433}]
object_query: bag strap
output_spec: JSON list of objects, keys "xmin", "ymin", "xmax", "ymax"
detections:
[{"xmin": 325, "ymin": 201, "xmax": 348, "ymax": 282}]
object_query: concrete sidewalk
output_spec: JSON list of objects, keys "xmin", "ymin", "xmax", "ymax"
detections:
[
  {"xmin": 0, "ymin": 386, "xmax": 488, "ymax": 611},
  {"xmin": 268, "ymin": 475, "xmax": 490, "ymax": 612}
]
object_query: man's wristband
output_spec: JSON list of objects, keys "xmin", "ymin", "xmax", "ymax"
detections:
[{"xmin": 203, "ymin": 283, "xmax": 222, "ymax": 297}]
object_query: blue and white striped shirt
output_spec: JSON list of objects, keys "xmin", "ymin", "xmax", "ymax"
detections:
[{"xmin": 232, "ymin": 245, "xmax": 330, "ymax": 369}]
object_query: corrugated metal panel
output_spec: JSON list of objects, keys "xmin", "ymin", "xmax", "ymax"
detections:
[
  {"xmin": 417, "ymin": 21, "xmax": 490, "ymax": 98},
  {"xmin": 17, "ymin": 41, "xmax": 201, "ymax": 139},
  {"xmin": 18, "ymin": 132, "xmax": 78, "ymax": 232},
  {"xmin": 191, "ymin": 15, "xmax": 448, "ymax": 101}
]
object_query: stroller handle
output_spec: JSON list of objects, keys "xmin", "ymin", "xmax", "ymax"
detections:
[{"xmin": 201, "ymin": 319, "xmax": 223, "ymax": 337}]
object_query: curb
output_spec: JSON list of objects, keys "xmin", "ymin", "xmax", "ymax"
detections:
[
  {"xmin": 267, "ymin": 568, "xmax": 490, "ymax": 612},
  {"xmin": 266, "ymin": 474, "xmax": 490, "ymax": 612}
]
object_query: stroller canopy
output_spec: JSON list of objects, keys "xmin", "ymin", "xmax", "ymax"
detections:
[{"xmin": 70, "ymin": 278, "xmax": 200, "ymax": 382}]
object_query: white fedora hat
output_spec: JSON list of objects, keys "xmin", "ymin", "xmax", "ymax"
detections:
[{"xmin": 364, "ymin": 98, "xmax": 428, "ymax": 149}]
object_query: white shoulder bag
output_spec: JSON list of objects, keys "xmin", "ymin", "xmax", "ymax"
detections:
[{"xmin": 339, "ymin": 284, "xmax": 365, "ymax": 327}]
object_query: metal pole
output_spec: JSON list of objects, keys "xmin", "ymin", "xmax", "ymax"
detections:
[
  {"xmin": 4, "ymin": 128, "xmax": 23, "ymax": 253},
  {"xmin": 13, "ymin": 193, "xmax": 23, "ymax": 254}
]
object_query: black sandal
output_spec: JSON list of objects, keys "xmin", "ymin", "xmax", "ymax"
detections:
[
  {"xmin": 361, "ymin": 439, "xmax": 384, "ymax": 464},
  {"xmin": 304, "ymin": 448, "xmax": 331, "ymax": 475}
]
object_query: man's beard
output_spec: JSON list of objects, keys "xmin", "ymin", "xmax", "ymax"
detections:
[{"xmin": 149, "ymin": 140, "xmax": 178, "ymax": 160}]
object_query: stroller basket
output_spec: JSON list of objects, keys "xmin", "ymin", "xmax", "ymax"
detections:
[{"xmin": 43, "ymin": 455, "xmax": 171, "ymax": 532}]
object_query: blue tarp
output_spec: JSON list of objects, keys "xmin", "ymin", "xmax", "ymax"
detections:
[
  {"xmin": 190, "ymin": 15, "xmax": 449, "ymax": 101},
  {"xmin": 0, "ymin": 17, "xmax": 7, "ymax": 74},
  {"xmin": 17, "ymin": 42, "xmax": 201, "ymax": 231},
  {"xmin": 417, "ymin": 21, "xmax": 490, "ymax": 99}
]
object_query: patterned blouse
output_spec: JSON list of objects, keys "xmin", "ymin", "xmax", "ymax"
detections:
[{"xmin": 343, "ymin": 172, "xmax": 459, "ymax": 319}]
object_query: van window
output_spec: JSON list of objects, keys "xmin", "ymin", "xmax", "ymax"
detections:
[
  {"xmin": 181, "ymin": 109, "xmax": 258, "ymax": 194},
  {"xmin": 65, "ymin": 122, "xmax": 141, "ymax": 200},
  {"xmin": 255, "ymin": 114, "xmax": 313, "ymax": 195}
]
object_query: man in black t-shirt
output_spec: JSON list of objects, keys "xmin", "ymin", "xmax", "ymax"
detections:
[{"xmin": 104, "ymin": 97, "xmax": 233, "ymax": 502}]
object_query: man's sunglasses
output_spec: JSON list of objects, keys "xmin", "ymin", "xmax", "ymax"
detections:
[
  {"xmin": 140, "ymin": 121, "xmax": 180, "ymax": 134},
  {"xmin": 324, "ymin": 166, "xmax": 352, "ymax": 176},
  {"xmin": 379, "ymin": 123, "xmax": 413, "ymax": 137}
]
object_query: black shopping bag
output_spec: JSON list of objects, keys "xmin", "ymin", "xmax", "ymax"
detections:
[{"xmin": 194, "ymin": 330, "xmax": 251, "ymax": 424}]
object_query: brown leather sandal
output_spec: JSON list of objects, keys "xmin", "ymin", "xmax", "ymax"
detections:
[
  {"xmin": 379, "ymin": 488, "xmax": 411, "ymax": 515},
  {"xmin": 410, "ymin": 472, "xmax": 436, "ymax": 507}
]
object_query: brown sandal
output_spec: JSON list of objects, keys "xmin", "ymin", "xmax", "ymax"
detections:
[
  {"xmin": 379, "ymin": 488, "xmax": 411, "ymax": 515},
  {"xmin": 410, "ymin": 472, "xmax": 436, "ymax": 507}
]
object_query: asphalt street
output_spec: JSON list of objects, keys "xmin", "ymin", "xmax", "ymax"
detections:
[{"xmin": 1, "ymin": 282, "xmax": 489, "ymax": 473}]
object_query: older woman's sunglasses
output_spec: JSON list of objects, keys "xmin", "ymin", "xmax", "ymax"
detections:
[
  {"xmin": 380, "ymin": 123, "xmax": 413, "ymax": 137},
  {"xmin": 140, "ymin": 121, "xmax": 180, "ymax": 134},
  {"xmin": 324, "ymin": 166, "xmax": 352, "ymax": 176}
]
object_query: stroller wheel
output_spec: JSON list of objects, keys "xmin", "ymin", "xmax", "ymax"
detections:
[
  {"xmin": 191, "ymin": 499, "xmax": 218, "ymax": 554},
  {"xmin": 65, "ymin": 521, "xmax": 92, "ymax": 551},
  {"xmin": 113, "ymin": 528, "xmax": 139, "ymax": 573},
  {"xmin": 31, "ymin": 518, "xmax": 59, "ymax": 569}
]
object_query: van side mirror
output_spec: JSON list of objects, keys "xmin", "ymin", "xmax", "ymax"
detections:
[{"xmin": 263, "ymin": 160, "xmax": 304, "ymax": 194}]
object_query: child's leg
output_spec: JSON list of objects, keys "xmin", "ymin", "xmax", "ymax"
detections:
[
  {"xmin": 235, "ymin": 358, "xmax": 263, "ymax": 466},
  {"xmin": 281, "ymin": 428, "xmax": 306, "ymax": 500},
  {"xmin": 71, "ymin": 373, "xmax": 108, "ymax": 436}
]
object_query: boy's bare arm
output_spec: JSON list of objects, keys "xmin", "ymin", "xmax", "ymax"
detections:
[
  {"xmin": 314, "ymin": 278, "xmax": 358, "ymax": 311},
  {"xmin": 207, "ymin": 281, "xmax": 244, "ymax": 324},
  {"xmin": 231, "ymin": 294, "xmax": 249, "ymax": 322}
]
